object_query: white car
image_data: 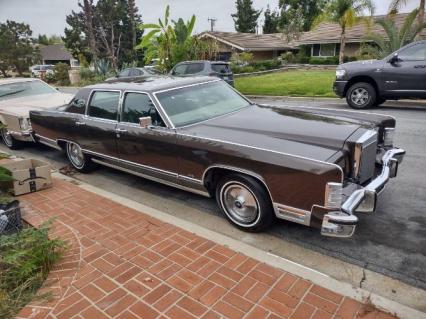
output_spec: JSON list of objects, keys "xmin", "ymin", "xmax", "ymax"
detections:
[
  {"xmin": 0, "ymin": 78, "xmax": 73, "ymax": 149},
  {"xmin": 30, "ymin": 65, "xmax": 54, "ymax": 78}
]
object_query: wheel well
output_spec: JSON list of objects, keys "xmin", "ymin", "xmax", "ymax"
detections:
[
  {"xmin": 344, "ymin": 76, "xmax": 379, "ymax": 97},
  {"xmin": 203, "ymin": 167, "xmax": 273, "ymax": 202}
]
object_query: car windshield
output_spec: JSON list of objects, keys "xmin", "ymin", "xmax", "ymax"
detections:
[
  {"xmin": 0, "ymin": 80, "xmax": 57, "ymax": 101},
  {"xmin": 156, "ymin": 81, "xmax": 250, "ymax": 127}
]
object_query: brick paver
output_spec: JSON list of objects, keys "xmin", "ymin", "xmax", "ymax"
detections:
[{"xmin": 15, "ymin": 179, "xmax": 398, "ymax": 319}]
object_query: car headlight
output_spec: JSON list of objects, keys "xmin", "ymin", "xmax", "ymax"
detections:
[
  {"xmin": 336, "ymin": 69, "xmax": 346, "ymax": 79},
  {"xmin": 19, "ymin": 118, "xmax": 31, "ymax": 131},
  {"xmin": 383, "ymin": 128, "xmax": 395, "ymax": 146}
]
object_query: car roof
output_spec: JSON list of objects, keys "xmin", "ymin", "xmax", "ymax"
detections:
[
  {"xmin": 84, "ymin": 76, "xmax": 220, "ymax": 93},
  {"xmin": 176, "ymin": 60, "xmax": 230, "ymax": 65},
  {"xmin": 0, "ymin": 78, "xmax": 39, "ymax": 85}
]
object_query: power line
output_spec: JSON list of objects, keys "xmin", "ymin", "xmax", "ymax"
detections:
[{"xmin": 207, "ymin": 18, "xmax": 217, "ymax": 32}]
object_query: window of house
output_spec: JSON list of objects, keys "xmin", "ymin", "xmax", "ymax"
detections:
[
  {"xmin": 88, "ymin": 91, "xmax": 120, "ymax": 120},
  {"xmin": 312, "ymin": 43, "xmax": 337, "ymax": 57}
]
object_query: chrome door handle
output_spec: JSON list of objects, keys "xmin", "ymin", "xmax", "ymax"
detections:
[
  {"xmin": 414, "ymin": 65, "xmax": 426, "ymax": 68},
  {"xmin": 75, "ymin": 121, "xmax": 86, "ymax": 126},
  {"xmin": 115, "ymin": 128, "xmax": 127, "ymax": 133}
]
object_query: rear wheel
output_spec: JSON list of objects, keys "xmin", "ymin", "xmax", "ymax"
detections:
[
  {"xmin": 1, "ymin": 128, "xmax": 23, "ymax": 150},
  {"xmin": 215, "ymin": 174, "xmax": 274, "ymax": 232},
  {"xmin": 66, "ymin": 141, "xmax": 97, "ymax": 173},
  {"xmin": 346, "ymin": 82, "xmax": 377, "ymax": 109}
]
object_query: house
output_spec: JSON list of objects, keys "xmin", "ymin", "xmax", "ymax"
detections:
[
  {"xmin": 296, "ymin": 13, "xmax": 426, "ymax": 58},
  {"xmin": 198, "ymin": 31, "xmax": 297, "ymax": 61},
  {"xmin": 39, "ymin": 44, "xmax": 79, "ymax": 67}
]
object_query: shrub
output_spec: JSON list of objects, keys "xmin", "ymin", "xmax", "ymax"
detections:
[
  {"xmin": 0, "ymin": 222, "xmax": 65, "ymax": 318},
  {"xmin": 54, "ymin": 63, "xmax": 70, "ymax": 86},
  {"xmin": 308, "ymin": 56, "xmax": 339, "ymax": 65}
]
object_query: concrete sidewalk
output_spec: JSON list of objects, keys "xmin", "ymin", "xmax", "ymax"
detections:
[{"xmin": 16, "ymin": 178, "xmax": 398, "ymax": 319}]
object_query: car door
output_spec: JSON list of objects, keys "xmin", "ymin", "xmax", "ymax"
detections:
[
  {"xmin": 77, "ymin": 90, "xmax": 120, "ymax": 157},
  {"xmin": 115, "ymin": 91, "xmax": 179, "ymax": 184},
  {"xmin": 382, "ymin": 42, "xmax": 426, "ymax": 98}
]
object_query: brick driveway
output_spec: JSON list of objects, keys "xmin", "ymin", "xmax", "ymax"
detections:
[{"xmin": 16, "ymin": 179, "xmax": 396, "ymax": 319}]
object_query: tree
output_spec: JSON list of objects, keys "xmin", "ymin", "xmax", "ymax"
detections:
[
  {"xmin": 263, "ymin": 5, "xmax": 280, "ymax": 33},
  {"xmin": 317, "ymin": 0, "xmax": 375, "ymax": 64},
  {"xmin": 37, "ymin": 34, "xmax": 63, "ymax": 45},
  {"xmin": 232, "ymin": 0, "xmax": 262, "ymax": 33},
  {"xmin": 279, "ymin": 0, "xmax": 329, "ymax": 32},
  {"xmin": 389, "ymin": 0, "xmax": 425, "ymax": 25},
  {"xmin": 80, "ymin": 0, "xmax": 98, "ymax": 61},
  {"xmin": 361, "ymin": 9, "xmax": 426, "ymax": 58},
  {"xmin": 63, "ymin": 11, "xmax": 91, "ymax": 62},
  {"xmin": 0, "ymin": 21, "xmax": 39, "ymax": 77}
]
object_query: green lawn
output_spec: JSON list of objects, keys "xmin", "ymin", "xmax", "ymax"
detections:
[{"xmin": 235, "ymin": 69, "xmax": 336, "ymax": 97}]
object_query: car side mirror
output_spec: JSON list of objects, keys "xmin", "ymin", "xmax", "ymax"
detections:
[
  {"xmin": 389, "ymin": 53, "xmax": 401, "ymax": 64},
  {"xmin": 139, "ymin": 116, "xmax": 152, "ymax": 128}
]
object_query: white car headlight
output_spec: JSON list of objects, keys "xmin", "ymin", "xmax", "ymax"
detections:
[
  {"xmin": 336, "ymin": 69, "xmax": 346, "ymax": 79},
  {"xmin": 383, "ymin": 128, "xmax": 395, "ymax": 146}
]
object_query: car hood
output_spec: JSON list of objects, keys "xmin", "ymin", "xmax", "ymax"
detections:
[
  {"xmin": 0, "ymin": 93, "xmax": 73, "ymax": 117},
  {"xmin": 339, "ymin": 59, "xmax": 385, "ymax": 69},
  {"xmin": 179, "ymin": 104, "xmax": 364, "ymax": 162}
]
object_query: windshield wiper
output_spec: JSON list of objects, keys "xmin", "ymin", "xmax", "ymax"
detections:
[{"xmin": 0, "ymin": 89, "xmax": 26, "ymax": 98}]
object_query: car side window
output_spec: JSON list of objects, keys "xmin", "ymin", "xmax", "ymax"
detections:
[
  {"xmin": 88, "ymin": 91, "xmax": 120, "ymax": 121},
  {"xmin": 119, "ymin": 69, "xmax": 130, "ymax": 77},
  {"xmin": 122, "ymin": 92, "xmax": 165, "ymax": 127},
  {"xmin": 398, "ymin": 44, "xmax": 426, "ymax": 61},
  {"xmin": 66, "ymin": 98, "xmax": 86, "ymax": 114},
  {"xmin": 130, "ymin": 69, "xmax": 142, "ymax": 76},
  {"xmin": 173, "ymin": 64, "xmax": 187, "ymax": 75},
  {"xmin": 185, "ymin": 63, "xmax": 204, "ymax": 74}
]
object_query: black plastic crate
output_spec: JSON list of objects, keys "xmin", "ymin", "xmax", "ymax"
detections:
[{"xmin": 0, "ymin": 200, "xmax": 22, "ymax": 235}]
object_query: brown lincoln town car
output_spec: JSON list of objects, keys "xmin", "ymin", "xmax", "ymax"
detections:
[{"xmin": 29, "ymin": 77, "xmax": 405, "ymax": 238}]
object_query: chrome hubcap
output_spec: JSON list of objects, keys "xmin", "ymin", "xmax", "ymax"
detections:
[
  {"xmin": 1, "ymin": 129, "xmax": 13, "ymax": 146},
  {"xmin": 222, "ymin": 182, "xmax": 259, "ymax": 225},
  {"xmin": 351, "ymin": 88, "xmax": 369, "ymax": 106},
  {"xmin": 68, "ymin": 143, "xmax": 84, "ymax": 167}
]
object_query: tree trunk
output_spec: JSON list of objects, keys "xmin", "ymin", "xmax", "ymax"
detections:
[
  {"xmin": 339, "ymin": 27, "xmax": 346, "ymax": 64},
  {"xmin": 419, "ymin": 0, "xmax": 425, "ymax": 25}
]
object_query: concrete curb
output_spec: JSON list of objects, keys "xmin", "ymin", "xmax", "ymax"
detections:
[{"xmin": 52, "ymin": 171, "xmax": 426, "ymax": 319}]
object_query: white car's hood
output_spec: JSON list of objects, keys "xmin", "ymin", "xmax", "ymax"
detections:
[{"xmin": 0, "ymin": 92, "xmax": 73, "ymax": 117}]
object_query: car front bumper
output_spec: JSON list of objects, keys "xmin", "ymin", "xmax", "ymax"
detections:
[
  {"xmin": 333, "ymin": 80, "xmax": 348, "ymax": 98},
  {"xmin": 321, "ymin": 147, "xmax": 406, "ymax": 238},
  {"xmin": 9, "ymin": 129, "xmax": 35, "ymax": 142}
]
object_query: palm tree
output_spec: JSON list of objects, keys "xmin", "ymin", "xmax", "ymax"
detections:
[
  {"xmin": 361, "ymin": 9, "xmax": 426, "ymax": 58},
  {"xmin": 317, "ymin": 0, "xmax": 375, "ymax": 64},
  {"xmin": 389, "ymin": 0, "xmax": 425, "ymax": 24}
]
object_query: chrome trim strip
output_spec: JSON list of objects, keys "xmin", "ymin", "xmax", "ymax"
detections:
[
  {"xmin": 185, "ymin": 135, "xmax": 344, "ymax": 183},
  {"xmin": 35, "ymin": 134, "xmax": 62, "ymax": 150},
  {"xmin": 91, "ymin": 158, "xmax": 210, "ymax": 197},
  {"xmin": 179, "ymin": 175, "xmax": 204, "ymax": 185}
]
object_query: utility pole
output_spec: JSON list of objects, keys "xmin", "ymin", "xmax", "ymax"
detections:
[{"xmin": 207, "ymin": 18, "xmax": 217, "ymax": 32}]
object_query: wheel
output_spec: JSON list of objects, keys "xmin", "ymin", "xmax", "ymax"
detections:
[
  {"xmin": 215, "ymin": 174, "xmax": 274, "ymax": 232},
  {"xmin": 1, "ymin": 128, "xmax": 23, "ymax": 150},
  {"xmin": 66, "ymin": 141, "xmax": 97, "ymax": 173},
  {"xmin": 346, "ymin": 82, "xmax": 377, "ymax": 109}
]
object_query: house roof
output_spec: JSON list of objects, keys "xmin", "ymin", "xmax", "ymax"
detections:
[
  {"xmin": 198, "ymin": 31, "xmax": 296, "ymax": 51},
  {"xmin": 40, "ymin": 44, "xmax": 74, "ymax": 61},
  {"xmin": 296, "ymin": 13, "xmax": 426, "ymax": 45}
]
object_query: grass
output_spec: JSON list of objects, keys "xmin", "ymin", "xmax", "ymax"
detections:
[
  {"xmin": 0, "ymin": 222, "xmax": 65, "ymax": 318},
  {"xmin": 235, "ymin": 69, "xmax": 336, "ymax": 97}
]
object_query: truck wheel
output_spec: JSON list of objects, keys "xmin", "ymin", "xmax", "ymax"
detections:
[
  {"xmin": 1, "ymin": 128, "xmax": 23, "ymax": 150},
  {"xmin": 346, "ymin": 82, "xmax": 377, "ymax": 109},
  {"xmin": 66, "ymin": 141, "xmax": 97, "ymax": 173},
  {"xmin": 215, "ymin": 174, "xmax": 274, "ymax": 232}
]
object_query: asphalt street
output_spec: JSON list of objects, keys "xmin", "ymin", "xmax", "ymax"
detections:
[{"xmin": 3, "ymin": 89, "xmax": 426, "ymax": 291}]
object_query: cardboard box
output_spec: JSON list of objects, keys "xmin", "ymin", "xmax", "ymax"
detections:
[{"xmin": 1, "ymin": 159, "xmax": 52, "ymax": 195}]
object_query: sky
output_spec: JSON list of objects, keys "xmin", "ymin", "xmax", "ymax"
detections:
[{"xmin": 0, "ymin": 0, "xmax": 420, "ymax": 36}]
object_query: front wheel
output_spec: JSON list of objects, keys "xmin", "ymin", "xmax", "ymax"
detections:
[
  {"xmin": 346, "ymin": 82, "xmax": 377, "ymax": 109},
  {"xmin": 1, "ymin": 128, "xmax": 23, "ymax": 150},
  {"xmin": 66, "ymin": 141, "xmax": 97, "ymax": 173},
  {"xmin": 215, "ymin": 174, "xmax": 274, "ymax": 232}
]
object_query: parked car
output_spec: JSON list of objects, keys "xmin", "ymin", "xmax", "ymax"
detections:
[
  {"xmin": 334, "ymin": 40, "xmax": 426, "ymax": 109},
  {"xmin": 0, "ymin": 78, "xmax": 73, "ymax": 149},
  {"xmin": 170, "ymin": 61, "xmax": 234, "ymax": 86},
  {"xmin": 105, "ymin": 67, "xmax": 158, "ymax": 83},
  {"xmin": 29, "ymin": 77, "xmax": 405, "ymax": 238},
  {"xmin": 30, "ymin": 64, "xmax": 54, "ymax": 78}
]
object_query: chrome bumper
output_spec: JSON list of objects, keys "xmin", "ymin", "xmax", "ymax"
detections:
[{"xmin": 321, "ymin": 148, "xmax": 406, "ymax": 238}]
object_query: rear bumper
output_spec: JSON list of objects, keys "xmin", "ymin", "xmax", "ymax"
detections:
[
  {"xmin": 321, "ymin": 148, "xmax": 406, "ymax": 238},
  {"xmin": 333, "ymin": 81, "xmax": 347, "ymax": 98}
]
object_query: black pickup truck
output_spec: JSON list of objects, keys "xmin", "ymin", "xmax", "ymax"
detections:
[{"xmin": 333, "ymin": 40, "xmax": 426, "ymax": 109}]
